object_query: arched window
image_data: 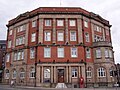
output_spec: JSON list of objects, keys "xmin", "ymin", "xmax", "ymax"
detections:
[
  {"xmin": 98, "ymin": 67, "xmax": 106, "ymax": 77},
  {"xmin": 30, "ymin": 67, "xmax": 35, "ymax": 78},
  {"xmin": 5, "ymin": 69, "xmax": 9, "ymax": 79},
  {"xmin": 87, "ymin": 67, "xmax": 92, "ymax": 78},
  {"xmin": 20, "ymin": 68, "xmax": 25, "ymax": 79},
  {"xmin": 12, "ymin": 69, "xmax": 17, "ymax": 79},
  {"xmin": 44, "ymin": 69, "xmax": 50, "ymax": 78}
]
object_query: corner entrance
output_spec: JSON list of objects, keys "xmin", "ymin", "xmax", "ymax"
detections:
[{"xmin": 57, "ymin": 69, "xmax": 64, "ymax": 83}]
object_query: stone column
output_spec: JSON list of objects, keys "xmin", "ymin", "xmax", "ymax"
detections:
[
  {"xmin": 54, "ymin": 66, "xmax": 56, "ymax": 83},
  {"xmin": 51, "ymin": 66, "xmax": 53, "ymax": 83},
  {"xmin": 41, "ymin": 66, "xmax": 44, "ymax": 83},
  {"xmin": 36, "ymin": 66, "xmax": 40, "ymax": 85},
  {"xmin": 78, "ymin": 66, "xmax": 81, "ymax": 78},
  {"xmin": 69, "ymin": 66, "xmax": 71, "ymax": 83},
  {"xmin": 66, "ymin": 66, "xmax": 69, "ymax": 83}
]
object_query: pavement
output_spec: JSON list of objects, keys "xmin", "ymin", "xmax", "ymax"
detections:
[{"xmin": 0, "ymin": 84, "xmax": 120, "ymax": 90}]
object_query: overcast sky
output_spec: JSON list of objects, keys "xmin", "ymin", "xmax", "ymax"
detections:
[{"xmin": 0, "ymin": 0, "xmax": 120, "ymax": 63}]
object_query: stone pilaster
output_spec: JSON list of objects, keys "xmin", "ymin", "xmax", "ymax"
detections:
[
  {"xmin": 69, "ymin": 66, "xmax": 71, "ymax": 83},
  {"xmin": 54, "ymin": 66, "xmax": 56, "ymax": 83},
  {"xmin": 52, "ymin": 18, "xmax": 56, "ymax": 43},
  {"xmin": 39, "ymin": 19, "xmax": 43, "ymax": 43},
  {"xmin": 51, "ymin": 66, "xmax": 53, "ymax": 83}
]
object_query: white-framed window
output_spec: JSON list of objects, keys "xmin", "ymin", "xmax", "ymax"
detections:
[
  {"xmin": 85, "ymin": 33, "xmax": 90, "ymax": 42},
  {"xmin": 32, "ymin": 20, "xmax": 36, "ymax": 27},
  {"xmin": 105, "ymin": 49, "xmax": 109, "ymax": 58},
  {"xmin": 86, "ymin": 48, "xmax": 91, "ymax": 58},
  {"xmin": 57, "ymin": 32, "xmax": 64, "ymax": 41},
  {"xmin": 58, "ymin": 47, "xmax": 64, "ymax": 58},
  {"xmin": 69, "ymin": 20, "xmax": 76, "ymax": 26},
  {"xmin": 14, "ymin": 52, "xmax": 17, "ymax": 61},
  {"xmin": 45, "ymin": 19, "xmax": 51, "ymax": 26},
  {"xmin": 98, "ymin": 67, "xmax": 106, "ymax": 77},
  {"xmin": 12, "ymin": 70, "xmax": 17, "ymax": 79},
  {"xmin": 30, "ymin": 67, "xmax": 35, "ymax": 78},
  {"xmin": 96, "ymin": 48, "xmax": 101, "ymax": 58},
  {"xmin": 109, "ymin": 50, "xmax": 113, "ymax": 58},
  {"xmin": 21, "ymin": 51, "xmax": 24, "ymax": 59},
  {"xmin": 20, "ymin": 69, "xmax": 25, "ymax": 79},
  {"xmin": 44, "ymin": 69, "xmax": 50, "ymax": 78},
  {"xmin": 70, "ymin": 31, "xmax": 76, "ymax": 41},
  {"xmin": 72, "ymin": 68, "xmax": 77, "ymax": 77},
  {"xmin": 57, "ymin": 20, "xmax": 64, "ymax": 26},
  {"xmin": 9, "ymin": 30, "xmax": 12, "ymax": 35},
  {"xmin": 6, "ymin": 54, "xmax": 10, "ymax": 62},
  {"xmin": 17, "ymin": 25, "xmax": 26, "ymax": 32},
  {"xmin": 8, "ymin": 40, "xmax": 12, "ymax": 48},
  {"xmin": 45, "ymin": 32, "xmax": 51, "ymax": 41},
  {"xmin": 84, "ymin": 20, "xmax": 88, "ymax": 28},
  {"xmin": 71, "ymin": 47, "xmax": 77, "ymax": 57},
  {"xmin": 87, "ymin": 67, "xmax": 92, "ymax": 78},
  {"xmin": 17, "ymin": 52, "xmax": 21, "ymax": 60},
  {"xmin": 31, "ymin": 33, "xmax": 36, "ymax": 42},
  {"xmin": 44, "ymin": 47, "xmax": 51, "ymax": 58},
  {"xmin": 16, "ymin": 36, "xmax": 25, "ymax": 46},
  {"xmin": 5, "ymin": 69, "xmax": 9, "ymax": 79},
  {"xmin": 30, "ymin": 48, "xmax": 35, "ymax": 59}
]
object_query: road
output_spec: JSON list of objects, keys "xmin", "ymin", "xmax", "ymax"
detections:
[{"xmin": 0, "ymin": 85, "xmax": 120, "ymax": 90}]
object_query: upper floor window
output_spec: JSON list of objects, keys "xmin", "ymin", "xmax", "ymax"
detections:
[
  {"xmin": 9, "ymin": 30, "xmax": 12, "ymax": 35},
  {"xmin": 44, "ymin": 47, "xmax": 51, "ymax": 58},
  {"xmin": 45, "ymin": 32, "xmax": 51, "ymax": 41},
  {"xmin": 30, "ymin": 47, "xmax": 35, "ymax": 59},
  {"xmin": 69, "ymin": 20, "xmax": 76, "ymax": 26},
  {"xmin": 72, "ymin": 68, "xmax": 77, "ymax": 78},
  {"xmin": 87, "ymin": 67, "xmax": 92, "ymax": 78},
  {"xmin": 70, "ymin": 31, "xmax": 76, "ymax": 41},
  {"xmin": 58, "ymin": 47, "xmax": 64, "ymax": 58},
  {"xmin": 96, "ymin": 48, "xmax": 101, "ymax": 58},
  {"xmin": 98, "ymin": 67, "xmax": 106, "ymax": 77},
  {"xmin": 109, "ymin": 69, "xmax": 114, "ymax": 77},
  {"xmin": 14, "ymin": 50, "xmax": 24, "ymax": 61},
  {"xmin": 84, "ymin": 20, "xmax": 88, "ymax": 28},
  {"xmin": 45, "ymin": 19, "xmax": 51, "ymax": 26},
  {"xmin": 86, "ymin": 48, "xmax": 91, "ymax": 58},
  {"xmin": 8, "ymin": 40, "xmax": 12, "ymax": 48},
  {"xmin": 6, "ymin": 54, "xmax": 10, "ymax": 62},
  {"xmin": 31, "ymin": 33, "xmax": 36, "ymax": 42},
  {"xmin": 57, "ymin": 19, "xmax": 64, "ymax": 26},
  {"xmin": 16, "ymin": 36, "xmax": 25, "ymax": 46},
  {"xmin": 105, "ymin": 49, "xmax": 109, "ymax": 58},
  {"xmin": 85, "ymin": 33, "xmax": 90, "ymax": 42},
  {"xmin": 71, "ymin": 47, "xmax": 77, "ymax": 57},
  {"xmin": 32, "ymin": 20, "xmax": 36, "ymax": 27},
  {"xmin": 109, "ymin": 50, "xmax": 113, "ymax": 58},
  {"xmin": 94, "ymin": 25, "xmax": 102, "ymax": 32},
  {"xmin": 57, "ymin": 32, "xmax": 64, "ymax": 41},
  {"xmin": 17, "ymin": 25, "xmax": 26, "ymax": 32}
]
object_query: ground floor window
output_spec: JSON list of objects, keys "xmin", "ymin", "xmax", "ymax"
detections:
[
  {"xmin": 30, "ymin": 67, "xmax": 35, "ymax": 78},
  {"xmin": 72, "ymin": 68, "xmax": 77, "ymax": 78}
]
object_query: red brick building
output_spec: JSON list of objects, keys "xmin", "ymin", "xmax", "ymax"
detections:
[{"xmin": 4, "ymin": 7, "xmax": 115, "ymax": 88}]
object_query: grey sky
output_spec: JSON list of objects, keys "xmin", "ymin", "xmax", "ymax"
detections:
[{"xmin": 0, "ymin": 0, "xmax": 120, "ymax": 63}]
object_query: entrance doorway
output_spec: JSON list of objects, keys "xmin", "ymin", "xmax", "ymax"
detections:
[{"xmin": 57, "ymin": 69, "xmax": 64, "ymax": 83}]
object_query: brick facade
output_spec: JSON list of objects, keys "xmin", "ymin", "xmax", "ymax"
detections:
[{"xmin": 4, "ymin": 7, "xmax": 115, "ymax": 88}]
